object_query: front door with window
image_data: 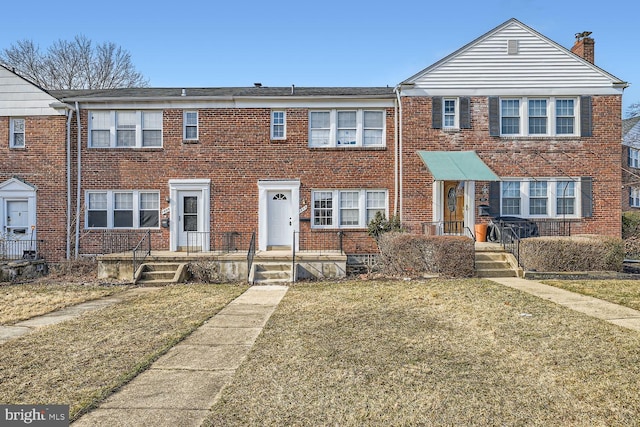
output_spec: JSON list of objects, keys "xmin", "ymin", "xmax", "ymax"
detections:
[
  {"xmin": 178, "ymin": 191, "xmax": 201, "ymax": 250},
  {"xmin": 443, "ymin": 181, "xmax": 465, "ymax": 234},
  {"xmin": 267, "ymin": 190, "xmax": 292, "ymax": 248}
]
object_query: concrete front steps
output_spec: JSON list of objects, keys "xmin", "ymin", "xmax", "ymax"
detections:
[
  {"xmin": 134, "ymin": 262, "xmax": 189, "ymax": 286},
  {"xmin": 250, "ymin": 262, "xmax": 292, "ymax": 285},
  {"xmin": 475, "ymin": 246, "xmax": 520, "ymax": 278}
]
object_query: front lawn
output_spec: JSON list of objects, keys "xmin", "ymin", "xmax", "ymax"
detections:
[
  {"xmin": 0, "ymin": 283, "xmax": 247, "ymax": 420},
  {"xmin": 542, "ymin": 279, "xmax": 640, "ymax": 311},
  {"xmin": 0, "ymin": 283, "xmax": 126, "ymax": 325},
  {"xmin": 205, "ymin": 279, "xmax": 640, "ymax": 426}
]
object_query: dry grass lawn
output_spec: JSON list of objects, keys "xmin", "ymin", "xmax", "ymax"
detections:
[
  {"xmin": 0, "ymin": 283, "xmax": 246, "ymax": 421},
  {"xmin": 205, "ymin": 279, "xmax": 640, "ymax": 426},
  {"xmin": 543, "ymin": 279, "xmax": 640, "ymax": 311},
  {"xmin": 0, "ymin": 283, "xmax": 125, "ymax": 325}
]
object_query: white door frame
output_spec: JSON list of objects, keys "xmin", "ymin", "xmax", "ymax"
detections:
[
  {"xmin": 432, "ymin": 180, "xmax": 475, "ymax": 236},
  {"xmin": 168, "ymin": 179, "xmax": 210, "ymax": 252},
  {"xmin": 258, "ymin": 180, "xmax": 300, "ymax": 251},
  {"xmin": 0, "ymin": 178, "xmax": 37, "ymax": 239}
]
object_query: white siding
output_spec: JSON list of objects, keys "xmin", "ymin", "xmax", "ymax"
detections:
[
  {"xmin": 405, "ymin": 21, "xmax": 624, "ymax": 96},
  {"xmin": 0, "ymin": 67, "xmax": 65, "ymax": 116}
]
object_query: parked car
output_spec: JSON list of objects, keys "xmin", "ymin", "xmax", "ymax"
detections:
[{"xmin": 487, "ymin": 216, "xmax": 539, "ymax": 243}]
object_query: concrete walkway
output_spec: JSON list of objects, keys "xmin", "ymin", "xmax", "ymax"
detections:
[
  {"xmin": 72, "ymin": 284, "xmax": 288, "ymax": 427},
  {"xmin": 489, "ymin": 277, "xmax": 640, "ymax": 332},
  {"xmin": 0, "ymin": 287, "xmax": 159, "ymax": 344}
]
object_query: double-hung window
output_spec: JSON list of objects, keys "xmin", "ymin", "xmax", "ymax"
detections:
[
  {"xmin": 500, "ymin": 179, "xmax": 580, "ymax": 218},
  {"xmin": 89, "ymin": 111, "xmax": 163, "ymax": 148},
  {"xmin": 556, "ymin": 181, "xmax": 575, "ymax": 215},
  {"xmin": 312, "ymin": 189, "xmax": 387, "ymax": 228},
  {"xmin": 9, "ymin": 118, "xmax": 25, "ymax": 148},
  {"xmin": 184, "ymin": 111, "xmax": 198, "ymax": 140},
  {"xmin": 631, "ymin": 187, "xmax": 640, "ymax": 208},
  {"xmin": 309, "ymin": 109, "xmax": 385, "ymax": 148},
  {"xmin": 271, "ymin": 111, "xmax": 286, "ymax": 140},
  {"xmin": 630, "ymin": 148, "xmax": 640, "ymax": 169},
  {"xmin": 528, "ymin": 99, "xmax": 547, "ymax": 135},
  {"xmin": 86, "ymin": 190, "xmax": 160, "ymax": 229},
  {"xmin": 443, "ymin": 98, "xmax": 457, "ymax": 128},
  {"xmin": 501, "ymin": 181, "xmax": 521, "ymax": 215},
  {"xmin": 499, "ymin": 97, "xmax": 578, "ymax": 137}
]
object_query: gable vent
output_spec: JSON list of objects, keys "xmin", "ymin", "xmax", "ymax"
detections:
[{"xmin": 507, "ymin": 39, "xmax": 519, "ymax": 55}]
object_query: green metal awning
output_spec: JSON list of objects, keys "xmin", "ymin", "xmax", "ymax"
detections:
[{"xmin": 417, "ymin": 150, "xmax": 500, "ymax": 181}]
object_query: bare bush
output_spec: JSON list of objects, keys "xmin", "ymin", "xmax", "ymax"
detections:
[
  {"xmin": 520, "ymin": 235, "xmax": 624, "ymax": 272},
  {"xmin": 378, "ymin": 232, "xmax": 474, "ymax": 278},
  {"xmin": 188, "ymin": 261, "xmax": 224, "ymax": 283},
  {"xmin": 48, "ymin": 257, "xmax": 98, "ymax": 281}
]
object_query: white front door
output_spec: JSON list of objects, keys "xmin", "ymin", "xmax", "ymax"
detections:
[
  {"xmin": 178, "ymin": 191, "xmax": 202, "ymax": 250},
  {"xmin": 4, "ymin": 200, "xmax": 34, "ymax": 258},
  {"xmin": 267, "ymin": 190, "xmax": 292, "ymax": 247}
]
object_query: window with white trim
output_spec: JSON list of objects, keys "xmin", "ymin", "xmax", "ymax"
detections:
[
  {"xmin": 443, "ymin": 98, "xmax": 458, "ymax": 128},
  {"xmin": 9, "ymin": 118, "xmax": 25, "ymax": 148},
  {"xmin": 86, "ymin": 190, "xmax": 160, "ymax": 228},
  {"xmin": 500, "ymin": 97, "xmax": 578, "ymax": 136},
  {"xmin": 629, "ymin": 148, "xmax": 640, "ymax": 168},
  {"xmin": 500, "ymin": 179, "xmax": 580, "ymax": 218},
  {"xmin": 312, "ymin": 189, "xmax": 387, "ymax": 228},
  {"xmin": 309, "ymin": 109, "xmax": 385, "ymax": 148},
  {"xmin": 631, "ymin": 187, "xmax": 640, "ymax": 208},
  {"xmin": 89, "ymin": 111, "xmax": 163, "ymax": 148},
  {"xmin": 184, "ymin": 111, "xmax": 198, "ymax": 140},
  {"xmin": 271, "ymin": 111, "xmax": 286, "ymax": 140}
]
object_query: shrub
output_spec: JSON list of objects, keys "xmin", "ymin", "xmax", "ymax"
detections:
[
  {"xmin": 377, "ymin": 232, "xmax": 474, "ymax": 278},
  {"xmin": 188, "ymin": 261, "xmax": 223, "ymax": 283},
  {"xmin": 49, "ymin": 257, "xmax": 97, "ymax": 279},
  {"xmin": 519, "ymin": 235, "xmax": 624, "ymax": 272},
  {"xmin": 622, "ymin": 211, "xmax": 640, "ymax": 239},
  {"xmin": 367, "ymin": 212, "xmax": 403, "ymax": 240}
]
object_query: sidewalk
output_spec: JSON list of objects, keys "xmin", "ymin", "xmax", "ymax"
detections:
[
  {"xmin": 0, "ymin": 287, "xmax": 159, "ymax": 344},
  {"xmin": 488, "ymin": 277, "xmax": 640, "ymax": 332},
  {"xmin": 72, "ymin": 284, "xmax": 288, "ymax": 427}
]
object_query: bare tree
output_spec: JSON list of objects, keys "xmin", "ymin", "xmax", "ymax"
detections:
[
  {"xmin": 0, "ymin": 35, "xmax": 148, "ymax": 89},
  {"xmin": 627, "ymin": 102, "xmax": 640, "ymax": 119}
]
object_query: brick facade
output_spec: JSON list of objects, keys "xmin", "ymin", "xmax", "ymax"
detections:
[
  {"xmin": 400, "ymin": 95, "xmax": 622, "ymax": 237},
  {"xmin": 0, "ymin": 115, "xmax": 69, "ymax": 259}
]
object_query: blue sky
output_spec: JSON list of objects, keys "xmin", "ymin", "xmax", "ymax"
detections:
[{"xmin": 2, "ymin": 0, "xmax": 638, "ymax": 114}]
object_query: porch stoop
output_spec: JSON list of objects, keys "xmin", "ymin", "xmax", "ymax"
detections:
[
  {"xmin": 250, "ymin": 262, "xmax": 292, "ymax": 285},
  {"xmin": 134, "ymin": 262, "xmax": 189, "ymax": 286},
  {"xmin": 475, "ymin": 244, "xmax": 521, "ymax": 278}
]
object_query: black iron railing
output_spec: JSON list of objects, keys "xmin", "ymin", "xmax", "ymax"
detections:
[
  {"xmin": 132, "ymin": 230, "xmax": 151, "ymax": 281},
  {"xmin": 101, "ymin": 231, "xmax": 149, "ymax": 254},
  {"xmin": 247, "ymin": 231, "xmax": 256, "ymax": 283},
  {"xmin": 422, "ymin": 221, "xmax": 475, "ymax": 238},
  {"xmin": 0, "ymin": 238, "xmax": 42, "ymax": 260},
  {"xmin": 186, "ymin": 231, "xmax": 254, "ymax": 255}
]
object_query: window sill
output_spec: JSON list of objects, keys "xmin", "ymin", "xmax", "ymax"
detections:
[
  {"xmin": 498, "ymin": 135, "xmax": 580, "ymax": 140},
  {"xmin": 309, "ymin": 146, "xmax": 387, "ymax": 151},
  {"xmin": 88, "ymin": 147, "xmax": 164, "ymax": 150},
  {"xmin": 182, "ymin": 140, "xmax": 200, "ymax": 145},
  {"xmin": 9, "ymin": 147, "xmax": 27, "ymax": 150},
  {"xmin": 270, "ymin": 138, "xmax": 287, "ymax": 143}
]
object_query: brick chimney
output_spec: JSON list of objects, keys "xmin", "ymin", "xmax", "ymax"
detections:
[{"xmin": 571, "ymin": 32, "xmax": 595, "ymax": 64}]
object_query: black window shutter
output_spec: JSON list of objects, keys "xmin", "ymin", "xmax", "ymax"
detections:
[
  {"xmin": 432, "ymin": 97, "xmax": 442, "ymax": 129},
  {"xmin": 488, "ymin": 97, "xmax": 500, "ymax": 136},
  {"xmin": 630, "ymin": 187, "xmax": 633, "ymax": 208},
  {"xmin": 460, "ymin": 97, "xmax": 471, "ymax": 129},
  {"xmin": 581, "ymin": 176, "xmax": 593, "ymax": 217},
  {"xmin": 580, "ymin": 96, "xmax": 592, "ymax": 137},
  {"xmin": 489, "ymin": 181, "xmax": 501, "ymax": 216},
  {"xmin": 627, "ymin": 146, "xmax": 631, "ymax": 166}
]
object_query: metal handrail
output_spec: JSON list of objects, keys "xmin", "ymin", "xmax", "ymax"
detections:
[
  {"xmin": 132, "ymin": 230, "xmax": 151, "ymax": 281},
  {"xmin": 247, "ymin": 231, "xmax": 256, "ymax": 283}
]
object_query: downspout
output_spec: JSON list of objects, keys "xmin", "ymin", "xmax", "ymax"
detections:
[
  {"xmin": 394, "ymin": 85, "xmax": 404, "ymax": 222},
  {"xmin": 393, "ymin": 87, "xmax": 400, "ymax": 217},
  {"xmin": 66, "ymin": 108, "xmax": 74, "ymax": 259},
  {"xmin": 74, "ymin": 102, "xmax": 81, "ymax": 259}
]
